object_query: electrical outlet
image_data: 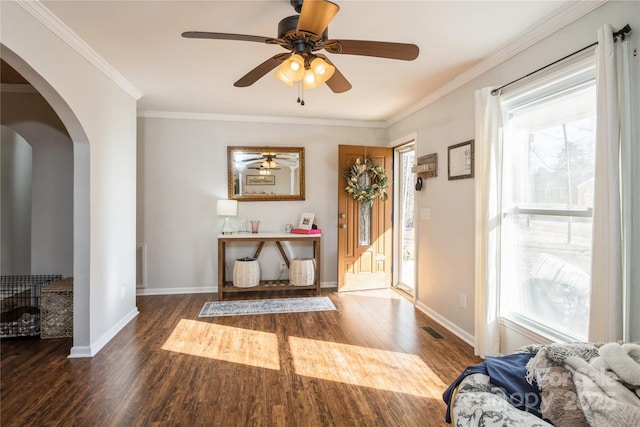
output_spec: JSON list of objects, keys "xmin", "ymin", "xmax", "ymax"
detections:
[
  {"xmin": 459, "ymin": 293, "xmax": 467, "ymax": 309},
  {"xmin": 280, "ymin": 262, "xmax": 286, "ymax": 272}
]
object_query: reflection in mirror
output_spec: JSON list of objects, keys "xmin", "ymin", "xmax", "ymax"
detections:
[{"xmin": 227, "ymin": 146, "xmax": 305, "ymax": 201}]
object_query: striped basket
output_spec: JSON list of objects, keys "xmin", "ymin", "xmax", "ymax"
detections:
[
  {"xmin": 233, "ymin": 260, "xmax": 260, "ymax": 287},
  {"xmin": 289, "ymin": 258, "xmax": 315, "ymax": 286}
]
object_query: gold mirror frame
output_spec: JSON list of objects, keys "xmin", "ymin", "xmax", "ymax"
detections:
[{"xmin": 227, "ymin": 146, "xmax": 305, "ymax": 201}]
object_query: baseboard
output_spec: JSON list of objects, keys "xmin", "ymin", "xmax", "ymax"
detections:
[
  {"xmin": 68, "ymin": 346, "xmax": 92, "ymax": 358},
  {"xmin": 320, "ymin": 281, "xmax": 337, "ymax": 289},
  {"xmin": 68, "ymin": 307, "xmax": 139, "ymax": 358},
  {"xmin": 136, "ymin": 286, "xmax": 216, "ymax": 296},
  {"xmin": 137, "ymin": 282, "xmax": 337, "ymax": 296},
  {"xmin": 414, "ymin": 300, "xmax": 475, "ymax": 347}
]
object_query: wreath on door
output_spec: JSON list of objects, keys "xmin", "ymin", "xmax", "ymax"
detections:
[{"xmin": 342, "ymin": 157, "xmax": 389, "ymax": 207}]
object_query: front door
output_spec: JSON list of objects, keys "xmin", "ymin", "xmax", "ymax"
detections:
[{"xmin": 337, "ymin": 145, "xmax": 393, "ymax": 292}]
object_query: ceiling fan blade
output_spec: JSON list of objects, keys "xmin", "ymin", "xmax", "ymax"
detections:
[
  {"xmin": 182, "ymin": 31, "xmax": 272, "ymax": 44},
  {"xmin": 234, "ymin": 53, "xmax": 290, "ymax": 87},
  {"xmin": 296, "ymin": 0, "xmax": 339, "ymax": 37},
  {"xmin": 316, "ymin": 54, "xmax": 351, "ymax": 93},
  {"xmin": 325, "ymin": 39, "xmax": 419, "ymax": 61}
]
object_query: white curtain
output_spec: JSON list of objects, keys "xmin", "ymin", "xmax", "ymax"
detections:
[
  {"xmin": 615, "ymin": 32, "xmax": 636, "ymax": 343},
  {"xmin": 474, "ymin": 87, "xmax": 503, "ymax": 357},
  {"xmin": 589, "ymin": 24, "xmax": 630, "ymax": 342}
]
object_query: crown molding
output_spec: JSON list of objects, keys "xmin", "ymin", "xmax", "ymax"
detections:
[
  {"xmin": 138, "ymin": 110, "xmax": 386, "ymax": 128},
  {"xmin": 16, "ymin": 0, "xmax": 143, "ymax": 100},
  {"xmin": 16, "ymin": 0, "xmax": 606, "ymax": 129},
  {"xmin": 386, "ymin": 0, "xmax": 607, "ymax": 127}
]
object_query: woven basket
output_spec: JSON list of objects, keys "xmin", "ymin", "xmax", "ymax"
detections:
[
  {"xmin": 290, "ymin": 258, "xmax": 315, "ymax": 286},
  {"xmin": 233, "ymin": 260, "xmax": 260, "ymax": 287},
  {"xmin": 41, "ymin": 278, "xmax": 73, "ymax": 339}
]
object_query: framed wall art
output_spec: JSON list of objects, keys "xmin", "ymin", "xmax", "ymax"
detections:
[
  {"xmin": 246, "ymin": 175, "xmax": 275, "ymax": 185},
  {"xmin": 448, "ymin": 140, "xmax": 474, "ymax": 180}
]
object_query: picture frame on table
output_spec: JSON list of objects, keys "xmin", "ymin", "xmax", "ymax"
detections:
[
  {"xmin": 448, "ymin": 140, "xmax": 474, "ymax": 180},
  {"xmin": 298, "ymin": 213, "xmax": 315, "ymax": 230}
]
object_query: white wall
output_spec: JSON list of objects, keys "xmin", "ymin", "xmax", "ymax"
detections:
[
  {"xmin": 387, "ymin": 0, "xmax": 640, "ymax": 349},
  {"xmin": 0, "ymin": 125, "xmax": 32, "ymax": 274},
  {"xmin": 137, "ymin": 116, "xmax": 385, "ymax": 293},
  {"xmin": 1, "ymin": 89, "xmax": 74, "ymax": 277},
  {"xmin": 1, "ymin": 0, "xmax": 140, "ymax": 356}
]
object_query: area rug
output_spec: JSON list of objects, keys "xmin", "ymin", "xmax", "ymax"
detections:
[{"xmin": 198, "ymin": 296, "xmax": 336, "ymax": 317}]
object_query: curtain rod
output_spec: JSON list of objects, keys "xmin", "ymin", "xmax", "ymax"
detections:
[{"xmin": 491, "ymin": 24, "xmax": 631, "ymax": 96}]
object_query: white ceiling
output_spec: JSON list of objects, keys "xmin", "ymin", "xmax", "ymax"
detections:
[{"xmin": 40, "ymin": 0, "xmax": 592, "ymax": 124}]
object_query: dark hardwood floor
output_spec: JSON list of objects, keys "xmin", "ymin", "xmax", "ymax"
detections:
[{"xmin": 1, "ymin": 289, "xmax": 481, "ymax": 426}]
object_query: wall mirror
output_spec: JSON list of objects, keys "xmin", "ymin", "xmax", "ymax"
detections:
[{"xmin": 227, "ymin": 146, "xmax": 305, "ymax": 201}]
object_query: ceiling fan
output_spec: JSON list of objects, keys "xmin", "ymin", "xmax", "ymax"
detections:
[
  {"xmin": 238, "ymin": 153, "xmax": 295, "ymax": 163},
  {"xmin": 182, "ymin": 0, "xmax": 419, "ymax": 96}
]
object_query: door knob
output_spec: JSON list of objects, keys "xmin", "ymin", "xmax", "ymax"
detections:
[
  {"xmin": 340, "ymin": 223, "xmax": 347, "ymax": 229},
  {"xmin": 339, "ymin": 213, "xmax": 346, "ymax": 219}
]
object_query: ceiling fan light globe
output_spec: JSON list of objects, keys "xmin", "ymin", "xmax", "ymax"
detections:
[
  {"xmin": 310, "ymin": 57, "xmax": 335, "ymax": 84},
  {"xmin": 302, "ymin": 69, "xmax": 322, "ymax": 89},
  {"xmin": 274, "ymin": 68, "xmax": 295, "ymax": 87},
  {"xmin": 289, "ymin": 58, "xmax": 302, "ymax": 72},
  {"xmin": 282, "ymin": 54, "xmax": 305, "ymax": 79}
]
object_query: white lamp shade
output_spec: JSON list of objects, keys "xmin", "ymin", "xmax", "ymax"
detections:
[{"xmin": 217, "ymin": 199, "xmax": 238, "ymax": 217}]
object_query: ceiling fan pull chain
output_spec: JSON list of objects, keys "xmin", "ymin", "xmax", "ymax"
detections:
[{"xmin": 296, "ymin": 82, "xmax": 305, "ymax": 106}]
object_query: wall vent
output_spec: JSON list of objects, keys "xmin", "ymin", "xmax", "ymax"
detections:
[{"xmin": 136, "ymin": 244, "xmax": 147, "ymax": 288}]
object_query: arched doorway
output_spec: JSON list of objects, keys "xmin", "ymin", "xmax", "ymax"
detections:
[
  {"xmin": 2, "ymin": 1, "xmax": 141, "ymax": 357},
  {"xmin": 1, "ymin": 47, "xmax": 91, "ymax": 354}
]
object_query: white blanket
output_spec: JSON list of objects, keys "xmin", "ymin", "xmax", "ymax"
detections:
[{"xmin": 526, "ymin": 342, "xmax": 640, "ymax": 427}]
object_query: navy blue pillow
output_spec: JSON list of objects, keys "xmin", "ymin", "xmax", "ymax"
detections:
[{"xmin": 484, "ymin": 353, "xmax": 542, "ymax": 418}]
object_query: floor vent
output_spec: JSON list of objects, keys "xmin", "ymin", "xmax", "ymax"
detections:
[
  {"xmin": 136, "ymin": 244, "xmax": 147, "ymax": 288},
  {"xmin": 422, "ymin": 326, "xmax": 445, "ymax": 340}
]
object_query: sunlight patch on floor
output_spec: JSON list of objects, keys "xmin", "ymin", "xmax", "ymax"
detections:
[
  {"xmin": 161, "ymin": 319, "xmax": 280, "ymax": 370},
  {"xmin": 288, "ymin": 336, "xmax": 446, "ymax": 398}
]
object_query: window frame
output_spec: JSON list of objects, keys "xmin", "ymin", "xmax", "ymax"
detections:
[{"xmin": 497, "ymin": 55, "xmax": 597, "ymax": 342}]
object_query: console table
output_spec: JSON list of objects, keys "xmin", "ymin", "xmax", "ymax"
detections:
[{"xmin": 217, "ymin": 232, "xmax": 321, "ymax": 300}]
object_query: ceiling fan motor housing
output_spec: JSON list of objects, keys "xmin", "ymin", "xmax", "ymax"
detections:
[{"xmin": 278, "ymin": 15, "xmax": 328, "ymax": 45}]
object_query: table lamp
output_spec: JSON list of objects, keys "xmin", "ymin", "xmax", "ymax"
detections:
[{"xmin": 217, "ymin": 199, "xmax": 238, "ymax": 235}]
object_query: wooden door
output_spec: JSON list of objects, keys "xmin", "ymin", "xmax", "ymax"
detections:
[{"xmin": 338, "ymin": 145, "xmax": 393, "ymax": 292}]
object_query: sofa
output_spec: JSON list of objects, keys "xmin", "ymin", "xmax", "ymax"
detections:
[{"xmin": 443, "ymin": 342, "xmax": 640, "ymax": 426}]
